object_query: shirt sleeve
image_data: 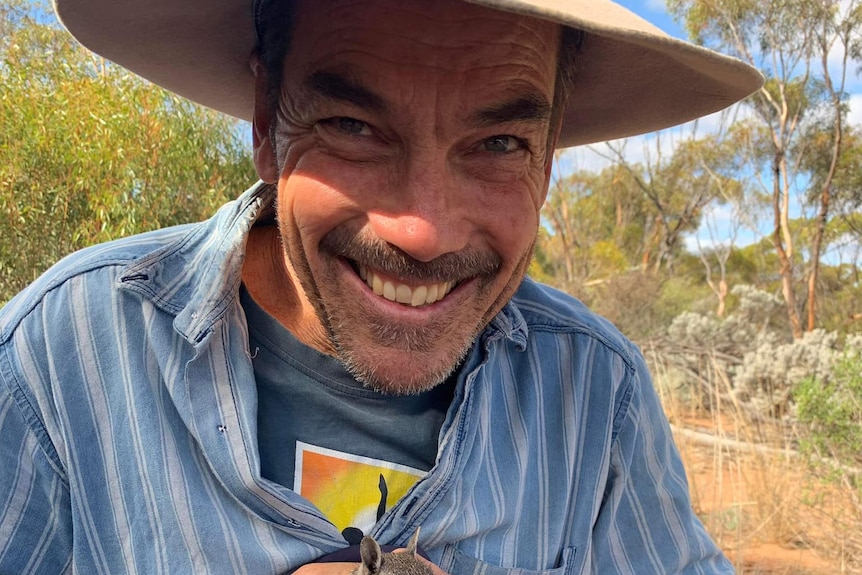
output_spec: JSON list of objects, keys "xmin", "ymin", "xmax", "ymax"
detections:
[
  {"xmin": 0, "ymin": 373, "xmax": 73, "ymax": 574},
  {"xmin": 589, "ymin": 348, "xmax": 734, "ymax": 574}
]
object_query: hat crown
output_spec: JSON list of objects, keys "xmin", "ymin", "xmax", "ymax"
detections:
[{"xmin": 53, "ymin": 0, "xmax": 763, "ymax": 147}]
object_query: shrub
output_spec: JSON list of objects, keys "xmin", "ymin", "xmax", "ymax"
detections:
[{"xmin": 794, "ymin": 335, "xmax": 862, "ymax": 468}]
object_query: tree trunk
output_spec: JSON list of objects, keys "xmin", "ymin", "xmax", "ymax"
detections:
[
  {"xmin": 772, "ymin": 151, "xmax": 804, "ymax": 339},
  {"xmin": 807, "ymin": 178, "xmax": 833, "ymax": 332},
  {"xmin": 716, "ymin": 278, "xmax": 728, "ymax": 318},
  {"xmin": 807, "ymin": 43, "xmax": 843, "ymax": 333}
]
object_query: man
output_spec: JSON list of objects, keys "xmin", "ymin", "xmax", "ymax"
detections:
[{"xmin": 0, "ymin": 0, "xmax": 761, "ymax": 573}]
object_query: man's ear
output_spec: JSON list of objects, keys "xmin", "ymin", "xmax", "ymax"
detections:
[{"xmin": 250, "ymin": 52, "xmax": 278, "ymax": 184}]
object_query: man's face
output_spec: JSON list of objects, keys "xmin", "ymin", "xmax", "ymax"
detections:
[{"xmin": 254, "ymin": 0, "xmax": 561, "ymax": 394}]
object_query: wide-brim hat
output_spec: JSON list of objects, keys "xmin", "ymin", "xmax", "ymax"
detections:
[{"xmin": 53, "ymin": 0, "xmax": 763, "ymax": 148}]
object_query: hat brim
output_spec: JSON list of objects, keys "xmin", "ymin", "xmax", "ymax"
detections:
[{"xmin": 53, "ymin": 0, "xmax": 763, "ymax": 148}]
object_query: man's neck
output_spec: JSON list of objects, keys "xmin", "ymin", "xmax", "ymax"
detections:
[{"xmin": 241, "ymin": 224, "xmax": 334, "ymax": 355}]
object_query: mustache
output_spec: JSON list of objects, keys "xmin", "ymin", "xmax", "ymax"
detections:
[{"xmin": 320, "ymin": 227, "xmax": 502, "ymax": 282}]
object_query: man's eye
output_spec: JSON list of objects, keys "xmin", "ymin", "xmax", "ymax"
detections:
[
  {"xmin": 483, "ymin": 135, "xmax": 523, "ymax": 153},
  {"xmin": 335, "ymin": 117, "xmax": 369, "ymax": 135}
]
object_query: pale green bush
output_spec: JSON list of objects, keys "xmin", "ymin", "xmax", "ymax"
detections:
[
  {"xmin": 662, "ymin": 285, "xmax": 860, "ymax": 418},
  {"xmin": 794, "ymin": 336, "xmax": 862, "ymax": 468},
  {"xmin": 735, "ymin": 329, "xmax": 838, "ymax": 416}
]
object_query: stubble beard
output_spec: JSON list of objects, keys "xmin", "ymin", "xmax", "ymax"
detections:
[
  {"xmin": 330, "ymin": 312, "xmax": 474, "ymax": 395},
  {"xmin": 280, "ymin": 221, "xmax": 504, "ymax": 395}
]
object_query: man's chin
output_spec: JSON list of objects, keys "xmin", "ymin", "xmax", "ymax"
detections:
[{"xmin": 337, "ymin": 345, "xmax": 468, "ymax": 396}]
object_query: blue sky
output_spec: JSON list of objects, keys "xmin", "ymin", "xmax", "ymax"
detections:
[{"xmin": 614, "ymin": 0, "xmax": 685, "ymax": 37}]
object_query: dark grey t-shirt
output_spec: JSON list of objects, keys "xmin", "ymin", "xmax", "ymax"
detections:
[{"xmin": 241, "ymin": 286, "xmax": 455, "ymax": 538}]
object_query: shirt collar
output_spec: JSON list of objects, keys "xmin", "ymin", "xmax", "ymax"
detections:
[
  {"xmin": 118, "ymin": 181, "xmax": 276, "ymax": 344},
  {"xmin": 487, "ymin": 299, "xmax": 529, "ymax": 351}
]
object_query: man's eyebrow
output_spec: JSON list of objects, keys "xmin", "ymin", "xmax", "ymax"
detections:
[
  {"xmin": 468, "ymin": 93, "xmax": 553, "ymax": 127},
  {"xmin": 305, "ymin": 70, "xmax": 388, "ymax": 113}
]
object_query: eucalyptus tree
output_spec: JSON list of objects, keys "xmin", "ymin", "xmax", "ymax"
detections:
[
  {"xmin": 667, "ymin": 0, "xmax": 862, "ymax": 338},
  {"xmin": 541, "ymin": 163, "xmax": 645, "ymax": 295},
  {"xmin": 0, "ymin": 0, "xmax": 255, "ymax": 303}
]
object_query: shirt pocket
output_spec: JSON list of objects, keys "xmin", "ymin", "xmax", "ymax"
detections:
[{"xmin": 439, "ymin": 545, "xmax": 577, "ymax": 575}]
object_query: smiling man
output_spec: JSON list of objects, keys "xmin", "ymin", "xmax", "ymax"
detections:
[
  {"xmin": 246, "ymin": 1, "xmax": 562, "ymax": 395},
  {"xmin": 0, "ymin": 0, "xmax": 761, "ymax": 573}
]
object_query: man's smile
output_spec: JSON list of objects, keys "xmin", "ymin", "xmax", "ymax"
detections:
[{"xmin": 355, "ymin": 263, "xmax": 456, "ymax": 307}]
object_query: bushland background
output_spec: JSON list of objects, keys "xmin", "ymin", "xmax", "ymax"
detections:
[{"xmin": 3, "ymin": 0, "xmax": 862, "ymax": 572}]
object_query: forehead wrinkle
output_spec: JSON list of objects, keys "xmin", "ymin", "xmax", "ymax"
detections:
[
  {"xmin": 300, "ymin": 7, "xmax": 556, "ymax": 74},
  {"xmin": 287, "ymin": 1, "xmax": 558, "ymax": 145},
  {"xmin": 304, "ymin": 68, "xmax": 389, "ymax": 114}
]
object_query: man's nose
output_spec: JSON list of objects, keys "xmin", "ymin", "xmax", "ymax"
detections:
[{"xmin": 367, "ymin": 155, "xmax": 471, "ymax": 263}]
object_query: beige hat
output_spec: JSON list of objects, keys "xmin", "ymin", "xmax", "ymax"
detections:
[{"xmin": 53, "ymin": 0, "xmax": 763, "ymax": 148}]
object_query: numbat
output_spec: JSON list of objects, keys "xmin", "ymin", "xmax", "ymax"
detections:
[{"xmin": 353, "ymin": 530, "xmax": 433, "ymax": 575}]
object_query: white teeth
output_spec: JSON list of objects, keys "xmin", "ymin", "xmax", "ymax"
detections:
[
  {"xmin": 411, "ymin": 286, "xmax": 427, "ymax": 307},
  {"xmin": 383, "ymin": 281, "xmax": 396, "ymax": 302},
  {"xmin": 372, "ymin": 274, "xmax": 384, "ymax": 296},
  {"xmin": 395, "ymin": 284, "xmax": 412, "ymax": 304},
  {"xmin": 357, "ymin": 265, "xmax": 454, "ymax": 307}
]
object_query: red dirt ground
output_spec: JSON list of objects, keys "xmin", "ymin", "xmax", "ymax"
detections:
[{"xmin": 672, "ymin": 418, "xmax": 856, "ymax": 574}]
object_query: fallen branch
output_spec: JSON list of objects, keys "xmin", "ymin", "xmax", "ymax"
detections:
[{"xmin": 670, "ymin": 424, "xmax": 862, "ymax": 477}]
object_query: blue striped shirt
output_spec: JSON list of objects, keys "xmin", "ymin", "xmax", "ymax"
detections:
[{"xmin": 0, "ymin": 182, "xmax": 732, "ymax": 574}]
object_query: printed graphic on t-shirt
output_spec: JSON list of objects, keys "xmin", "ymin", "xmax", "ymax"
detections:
[{"xmin": 294, "ymin": 441, "xmax": 426, "ymax": 534}]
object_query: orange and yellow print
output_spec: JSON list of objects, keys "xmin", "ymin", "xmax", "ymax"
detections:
[{"xmin": 294, "ymin": 441, "xmax": 426, "ymax": 533}]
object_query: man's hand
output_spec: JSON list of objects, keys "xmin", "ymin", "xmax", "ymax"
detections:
[
  {"xmin": 292, "ymin": 562, "xmax": 358, "ymax": 575},
  {"xmin": 414, "ymin": 554, "xmax": 449, "ymax": 575}
]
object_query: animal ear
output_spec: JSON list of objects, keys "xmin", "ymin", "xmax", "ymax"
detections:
[
  {"xmin": 359, "ymin": 536, "xmax": 383, "ymax": 575},
  {"xmin": 406, "ymin": 527, "xmax": 421, "ymax": 557}
]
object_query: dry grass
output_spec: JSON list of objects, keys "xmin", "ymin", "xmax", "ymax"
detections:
[{"xmin": 653, "ymin": 360, "xmax": 862, "ymax": 574}]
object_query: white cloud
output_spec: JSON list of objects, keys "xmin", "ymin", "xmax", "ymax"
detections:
[{"xmin": 847, "ymin": 93, "xmax": 862, "ymax": 127}]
